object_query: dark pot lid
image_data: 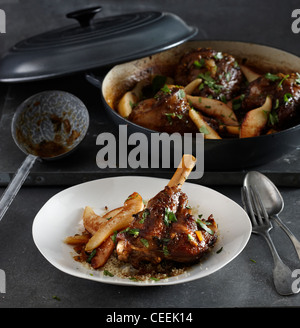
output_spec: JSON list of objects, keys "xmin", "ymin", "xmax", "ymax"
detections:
[{"xmin": 0, "ymin": 7, "xmax": 197, "ymax": 82}]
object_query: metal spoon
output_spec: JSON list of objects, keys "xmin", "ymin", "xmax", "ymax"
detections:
[
  {"xmin": 244, "ymin": 171, "xmax": 300, "ymax": 261},
  {"xmin": 0, "ymin": 90, "xmax": 89, "ymax": 222}
]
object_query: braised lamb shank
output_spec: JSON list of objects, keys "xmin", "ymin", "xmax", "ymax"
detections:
[
  {"xmin": 116, "ymin": 155, "xmax": 218, "ymax": 269},
  {"xmin": 128, "ymin": 85, "xmax": 198, "ymax": 134},
  {"xmin": 174, "ymin": 47, "xmax": 244, "ymax": 101},
  {"xmin": 242, "ymin": 73, "xmax": 300, "ymax": 130}
]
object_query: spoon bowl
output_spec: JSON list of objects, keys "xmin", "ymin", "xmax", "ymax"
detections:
[
  {"xmin": 244, "ymin": 171, "xmax": 300, "ymax": 261},
  {"xmin": 0, "ymin": 90, "xmax": 89, "ymax": 222},
  {"xmin": 244, "ymin": 171, "xmax": 283, "ymax": 215}
]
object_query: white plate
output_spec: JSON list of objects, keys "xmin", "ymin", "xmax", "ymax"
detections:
[{"xmin": 32, "ymin": 176, "xmax": 251, "ymax": 286}]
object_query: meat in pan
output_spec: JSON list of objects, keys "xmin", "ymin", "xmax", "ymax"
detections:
[
  {"xmin": 128, "ymin": 85, "xmax": 198, "ymax": 134},
  {"xmin": 116, "ymin": 155, "xmax": 218, "ymax": 269},
  {"xmin": 174, "ymin": 48, "xmax": 244, "ymax": 101},
  {"xmin": 242, "ymin": 73, "xmax": 300, "ymax": 130}
]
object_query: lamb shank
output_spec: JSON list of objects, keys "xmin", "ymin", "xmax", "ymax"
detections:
[
  {"xmin": 241, "ymin": 72, "xmax": 300, "ymax": 130},
  {"xmin": 174, "ymin": 47, "xmax": 244, "ymax": 101},
  {"xmin": 128, "ymin": 85, "xmax": 198, "ymax": 134},
  {"xmin": 116, "ymin": 155, "xmax": 218, "ymax": 269}
]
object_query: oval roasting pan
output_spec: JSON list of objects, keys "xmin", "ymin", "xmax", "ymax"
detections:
[{"xmin": 96, "ymin": 40, "xmax": 300, "ymax": 171}]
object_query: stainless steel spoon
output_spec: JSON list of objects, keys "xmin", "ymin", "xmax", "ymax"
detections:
[
  {"xmin": 0, "ymin": 90, "xmax": 89, "ymax": 222},
  {"xmin": 244, "ymin": 171, "xmax": 300, "ymax": 261}
]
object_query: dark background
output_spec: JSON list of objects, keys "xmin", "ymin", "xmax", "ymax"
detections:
[
  {"xmin": 0, "ymin": 0, "xmax": 300, "ymax": 310},
  {"xmin": 1, "ymin": 0, "xmax": 300, "ymax": 57}
]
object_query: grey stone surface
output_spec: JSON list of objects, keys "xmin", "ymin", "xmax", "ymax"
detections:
[{"xmin": 0, "ymin": 0, "xmax": 299, "ymax": 309}]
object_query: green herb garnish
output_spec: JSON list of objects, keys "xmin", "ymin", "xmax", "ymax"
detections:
[
  {"xmin": 265, "ymin": 73, "xmax": 280, "ymax": 81},
  {"xmin": 177, "ymin": 89, "xmax": 186, "ymax": 100},
  {"xmin": 103, "ymin": 270, "xmax": 114, "ymax": 277},
  {"xmin": 277, "ymin": 74, "xmax": 289, "ymax": 88},
  {"xmin": 164, "ymin": 207, "xmax": 177, "ymax": 226},
  {"xmin": 214, "ymin": 52, "xmax": 223, "ymax": 60},
  {"xmin": 268, "ymin": 111, "xmax": 279, "ymax": 126},
  {"xmin": 283, "ymin": 93, "xmax": 293, "ymax": 104},
  {"xmin": 199, "ymin": 125, "xmax": 210, "ymax": 135},
  {"xmin": 124, "ymin": 228, "xmax": 140, "ymax": 237},
  {"xmin": 140, "ymin": 209, "xmax": 150, "ymax": 224},
  {"xmin": 295, "ymin": 72, "xmax": 300, "ymax": 85},
  {"xmin": 161, "ymin": 84, "xmax": 171, "ymax": 94},
  {"xmin": 196, "ymin": 217, "xmax": 214, "ymax": 235},
  {"xmin": 111, "ymin": 230, "xmax": 118, "ymax": 244},
  {"xmin": 162, "ymin": 245, "xmax": 169, "ymax": 256},
  {"xmin": 140, "ymin": 238, "xmax": 149, "ymax": 248},
  {"xmin": 86, "ymin": 249, "xmax": 97, "ymax": 263}
]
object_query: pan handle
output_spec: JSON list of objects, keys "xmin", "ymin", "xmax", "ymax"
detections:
[{"xmin": 0, "ymin": 154, "xmax": 37, "ymax": 223}]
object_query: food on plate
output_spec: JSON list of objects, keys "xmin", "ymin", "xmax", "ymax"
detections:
[
  {"xmin": 64, "ymin": 155, "xmax": 219, "ymax": 280},
  {"xmin": 116, "ymin": 47, "xmax": 300, "ymax": 139},
  {"xmin": 85, "ymin": 192, "xmax": 144, "ymax": 252}
]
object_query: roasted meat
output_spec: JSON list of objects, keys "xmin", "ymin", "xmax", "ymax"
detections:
[
  {"xmin": 116, "ymin": 184, "xmax": 218, "ymax": 269},
  {"xmin": 128, "ymin": 85, "xmax": 198, "ymax": 134},
  {"xmin": 242, "ymin": 73, "xmax": 300, "ymax": 130},
  {"xmin": 174, "ymin": 48, "xmax": 244, "ymax": 101}
]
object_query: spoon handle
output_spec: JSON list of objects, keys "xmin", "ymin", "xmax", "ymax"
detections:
[
  {"xmin": 272, "ymin": 214, "xmax": 300, "ymax": 261},
  {"xmin": 0, "ymin": 154, "xmax": 37, "ymax": 222}
]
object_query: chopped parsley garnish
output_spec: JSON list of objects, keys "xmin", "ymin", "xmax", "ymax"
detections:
[
  {"xmin": 232, "ymin": 94, "xmax": 245, "ymax": 110},
  {"xmin": 277, "ymin": 74, "xmax": 289, "ymax": 88},
  {"xmin": 150, "ymin": 277, "xmax": 160, "ymax": 281},
  {"xmin": 265, "ymin": 73, "xmax": 280, "ymax": 81},
  {"xmin": 86, "ymin": 249, "xmax": 97, "ymax": 263},
  {"xmin": 199, "ymin": 125, "xmax": 210, "ymax": 135},
  {"xmin": 295, "ymin": 72, "xmax": 300, "ymax": 85},
  {"xmin": 194, "ymin": 58, "xmax": 205, "ymax": 68},
  {"xmin": 103, "ymin": 270, "xmax": 114, "ymax": 277},
  {"xmin": 197, "ymin": 72, "xmax": 224, "ymax": 94},
  {"xmin": 164, "ymin": 112, "xmax": 183, "ymax": 125},
  {"xmin": 196, "ymin": 217, "xmax": 214, "ymax": 235},
  {"xmin": 177, "ymin": 89, "xmax": 186, "ymax": 100},
  {"xmin": 111, "ymin": 230, "xmax": 118, "ymax": 244},
  {"xmin": 160, "ymin": 84, "xmax": 171, "ymax": 94},
  {"xmin": 164, "ymin": 207, "xmax": 177, "ymax": 226},
  {"xmin": 124, "ymin": 228, "xmax": 140, "ymax": 237},
  {"xmin": 140, "ymin": 238, "xmax": 149, "ymax": 248},
  {"xmin": 273, "ymin": 98, "xmax": 279, "ymax": 110},
  {"xmin": 188, "ymin": 234, "xmax": 195, "ymax": 241},
  {"xmin": 162, "ymin": 245, "xmax": 169, "ymax": 256},
  {"xmin": 220, "ymin": 95, "xmax": 227, "ymax": 104},
  {"xmin": 139, "ymin": 209, "xmax": 150, "ymax": 224},
  {"xmin": 214, "ymin": 52, "xmax": 223, "ymax": 60},
  {"xmin": 268, "ymin": 111, "xmax": 279, "ymax": 126},
  {"xmin": 283, "ymin": 93, "xmax": 293, "ymax": 104}
]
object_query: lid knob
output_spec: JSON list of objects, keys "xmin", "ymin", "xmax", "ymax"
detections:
[{"xmin": 66, "ymin": 6, "xmax": 102, "ymax": 28}]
